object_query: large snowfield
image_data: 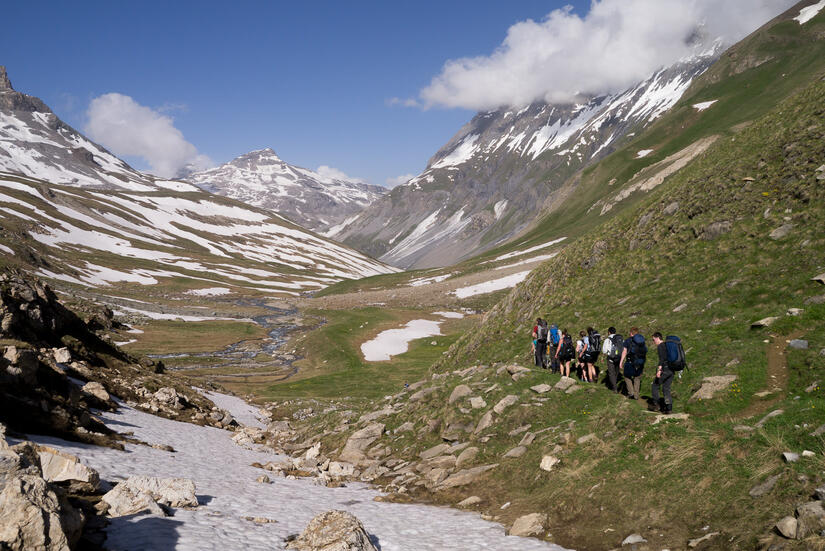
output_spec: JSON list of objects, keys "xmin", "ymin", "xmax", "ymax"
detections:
[{"xmin": 28, "ymin": 395, "xmax": 568, "ymax": 551}]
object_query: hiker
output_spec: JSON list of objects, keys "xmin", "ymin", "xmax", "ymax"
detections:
[
  {"xmin": 533, "ymin": 318, "xmax": 549, "ymax": 368},
  {"xmin": 576, "ymin": 330, "xmax": 590, "ymax": 381},
  {"xmin": 619, "ymin": 327, "xmax": 647, "ymax": 400},
  {"xmin": 601, "ymin": 326, "xmax": 623, "ymax": 393},
  {"xmin": 650, "ymin": 332, "xmax": 687, "ymax": 413},
  {"xmin": 584, "ymin": 327, "xmax": 600, "ymax": 384},
  {"xmin": 556, "ymin": 329, "xmax": 574, "ymax": 377},
  {"xmin": 548, "ymin": 323, "xmax": 561, "ymax": 373}
]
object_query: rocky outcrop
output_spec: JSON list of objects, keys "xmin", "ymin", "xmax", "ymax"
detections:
[
  {"xmin": 37, "ymin": 446, "xmax": 100, "ymax": 493},
  {"xmin": 339, "ymin": 423, "xmax": 384, "ymax": 464},
  {"xmin": 101, "ymin": 476, "xmax": 198, "ymax": 517},
  {"xmin": 286, "ymin": 510, "xmax": 378, "ymax": 551},
  {"xmin": 509, "ymin": 513, "xmax": 547, "ymax": 537}
]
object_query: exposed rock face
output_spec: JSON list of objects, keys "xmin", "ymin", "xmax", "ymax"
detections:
[
  {"xmin": 101, "ymin": 476, "xmax": 197, "ymax": 517},
  {"xmin": 37, "ymin": 446, "xmax": 100, "ymax": 493},
  {"xmin": 340, "ymin": 423, "xmax": 384, "ymax": 464},
  {"xmin": 286, "ymin": 510, "xmax": 378, "ymax": 551},
  {"xmin": 509, "ymin": 513, "xmax": 547, "ymax": 537}
]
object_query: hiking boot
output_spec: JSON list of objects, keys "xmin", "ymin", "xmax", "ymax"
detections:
[
  {"xmin": 647, "ymin": 400, "xmax": 660, "ymax": 412},
  {"xmin": 663, "ymin": 404, "xmax": 672, "ymax": 415}
]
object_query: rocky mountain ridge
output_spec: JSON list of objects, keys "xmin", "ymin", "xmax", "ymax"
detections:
[
  {"xmin": 335, "ymin": 43, "xmax": 723, "ymax": 269},
  {"xmin": 187, "ymin": 148, "xmax": 387, "ymax": 233}
]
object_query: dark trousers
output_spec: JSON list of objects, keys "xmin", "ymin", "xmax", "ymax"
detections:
[
  {"xmin": 606, "ymin": 358, "xmax": 620, "ymax": 392},
  {"xmin": 651, "ymin": 368, "xmax": 674, "ymax": 407},
  {"xmin": 549, "ymin": 344, "xmax": 560, "ymax": 372},
  {"xmin": 536, "ymin": 340, "xmax": 547, "ymax": 368}
]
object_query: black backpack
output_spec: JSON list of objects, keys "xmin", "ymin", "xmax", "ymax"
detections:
[
  {"xmin": 665, "ymin": 335, "xmax": 686, "ymax": 370},
  {"xmin": 608, "ymin": 334, "xmax": 624, "ymax": 362},
  {"xmin": 587, "ymin": 331, "xmax": 601, "ymax": 361},
  {"xmin": 629, "ymin": 334, "xmax": 647, "ymax": 366},
  {"xmin": 560, "ymin": 334, "xmax": 574, "ymax": 359},
  {"xmin": 537, "ymin": 324, "xmax": 548, "ymax": 342}
]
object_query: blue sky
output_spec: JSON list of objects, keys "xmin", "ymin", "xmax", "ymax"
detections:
[
  {"xmin": 1, "ymin": 0, "xmax": 588, "ymax": 184},
  {"xmin": 2, "ymin": 0, "xmax": 793, "ymax": 185}
]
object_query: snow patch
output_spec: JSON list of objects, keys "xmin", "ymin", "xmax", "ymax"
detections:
[
  {"xmin": 692, "ymin": 100, "xmax": 717, "ymax": 111},
  {"xmin": 361, "ymin": 320, "xmax": 443, "ymax": 361},
  {"xmin": 495, "ymin": 253, "xmax": 558, "ymax": 270},
  {"xmin": 186, "ymin": 287, "xmax": 232, "ymax": 297},
  {"xmin": 492, "ymin": 237, "xmax": 567, "ymax": 262},
  {"xmin": 453, "ymin": 271, "xmax": 531, "ymax": 299},
  {"xmin": 636, "ymin": 149, "xmax": 654, "ymax": 158},
  {"xmin": 433, "ymin": 311, "xmax": 464, "ymax": 319},
  {"xmin": 795, "ymin": 0, "xmax": 825, "ymax": 24},
  {"xmin": 432, "ymin": 134, "xmax": 480, "ymax": 169},
  {"xmin": 0, "ymin": 244, "xmax": 13, "ymax": 255}
]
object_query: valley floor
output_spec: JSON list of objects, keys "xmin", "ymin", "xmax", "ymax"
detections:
[{"xmin": 28, "ymin": 393, "xmax": 569, "ymax": 551}]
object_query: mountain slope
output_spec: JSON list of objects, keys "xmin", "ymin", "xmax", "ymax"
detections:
[
  {"xmin": 335, "ymin": 43, "xmax": 722, "ymax": 269},
  {"xmin": 0, "ymin": 66, "xmax": 158, "ymax": 191},
  {"xmin": 0, "ymin": 69, "xmax": 397, "ymax": 295},
  {"xmin": 186, "ymin": 148, "xmax": 387, "ymax": 233}
]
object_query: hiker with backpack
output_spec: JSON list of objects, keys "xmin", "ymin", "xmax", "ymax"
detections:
[
  {"xmin": 650, "ymin": 332, "xmax": 686, "ymax": 413},
  {"xmin": 533, "ymin": 318, "xmax": 549, "ymax": 369},
  {"xmin": 576, "ymin": 330, "xmax": 589, "ymax": 381},
  {"xmin": 556, "ymin": 329, "xmax": 575, "ymax": 377},
  {"xmin": 601, "ymin": 327, "xmax": 623, "ymax": 393},
  {"xmin": 619, "ymin": 327, "xmax": 647, "ymax": 400},
  {"xmin": 583, "ymin": 327, "xmax": 601, "ymax": 384},
  {"xmin": 548, "ymin": 323, "xmax": 561, "ymax": 373}
]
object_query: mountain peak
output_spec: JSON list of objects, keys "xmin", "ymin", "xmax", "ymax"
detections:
[{"xmin": 0, "ymin": 66, "xmax": 12, "ymax": 91}]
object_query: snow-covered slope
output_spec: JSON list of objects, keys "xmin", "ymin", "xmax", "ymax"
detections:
[
  {"xmin": 0, "ymin": 66, "xmax": 157, "ymax": 191},
  {"xmin": 0, "ymin": 67, "xmax": 396, "ymax": 294},
  {"xmin": 337, "ymin": 45, "xmax": 722, "ymax": 269},
  {"xmin": 187, "ymin": 149, "xmax": 386, "ymax": 232}
]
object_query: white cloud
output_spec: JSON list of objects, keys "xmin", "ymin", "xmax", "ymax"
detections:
[
  {"xmin": 315, "ymin": 165, "xmax": 366, "ymax": 184},
  {"xmin": 385, "ymin": 173, "xmax": 415, "ymax": 188},
  {"xmin": 85, "ymin": 93, "xmax": 213, "ymax": 177},
  {"xmin": 415, "ymin": 0, "xmax": 796, "ymax": 111}
]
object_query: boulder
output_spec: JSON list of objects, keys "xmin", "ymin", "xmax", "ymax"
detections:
[
  {"xmin": 340, "ymin": 423, "xmax": 384, "ymax": 464},
  {"xmin": 286, "ymin": 510, "xmax": 377, "ymax": 551},
  {"xmin": 493, "ymin": 395, "xmax": 518, "ymax": 414},
  {"xmin": 81, "ymin": 381, "xmax": 110, "ymax": 403},
  {"xmin": 576, "ymin": 433, "xmax": 597, "ymax": 445},
  {"xmin": 530, "ymin": 384, "xmax": 552, "ymax": 394},
  {"xmin": 539, "ymin": 455, "xmax": 560, "ymax": 472},
  {"xmin": 689, "ymin": 375, "xmax": 737, "ymax": 402},
  {"xmin": 327, "ymin": 462, "xmax": 356, "ymax": 478},
  {"xmin": 789, "ymin": 339, "xmax": 808, "ymax": 350},
  {"xmin": 0, "ymin": 474, "xmax": 84, "ymax": 550},
  {"xmin": 814, "ymin": 485, "xmax": 825, "ymax": 501},
  {"xmin": 419, "ymin": 443, "xmax": 451, "ymax": 460},
  {"xmin": 474, "ymin": 411, "xmax": 494, "ymax": 434},
  {"xmin": 256, "ymin": 475, "xmax": 271, "ymax": 484},
  {"xmin": 749, "ymin": 474, "xmax": 781, "ymax": 498},
  {"xmin": 469, "ymin": 396, "xmax": 486, "ymax": 409},
  {"xmin": 153, "ymin": 387, "xmax": 183, "ymax": 409},
  {"xmin": 769, "ymin": 223, "xmax": 794, "ymax": 240},
  {"xmin": 409, "ymin": 387, "xmax": 435, "ymax": 401},
  {"xmin": 392, "ymin": 421, "xmax": 413, "ymax": 433},
  {"xmin": 775, "ymin": 516, "xmax": 797, "ymax": 539},
  {"xmin": 505, "ymin": 365, "xmax": 530, "ymax": 375},
  {"xmin": 52, "ymin": 347, "xmax": 72, "ymax": 364},
  {"xmin": 812, "ymin": 273, "xmax": 825, "ymax": 285},
  {"xmin": 554, "ymin": 376, "xmax": 576, "ymax": 392},
  {"xmin": 3, "ymin": 346, "xmax": 38, "ymax": 384},
  {"xmin": 457, "ymin": 495, "xmax": 482, "ymax": 508},
  {"xmin": 795, "ymin": 501, "xmax": 825, "ymax": 538},
  {"xmin": 750, "ymin": 316, "xmax": 779, "ymax": 328},
  {"xmin": 509, "ymin": 513, "xmax": 546, "ymax": 537},
  {"xmin": 455, "ymin": 447, "xmax": 479, "ymax": 468},
  {"xmin": 782, "ymin": 452, "xmax": 799, "ymax": 463},
  {"xmin": 519, "ymin": 432, "xmax": 536, "ymax": 447},
  {"xmin": 622, "ymin": 533, "xmax": 647, "ymax": 546},
  {"xmin": 101, "ymin": 476, "xmax": 197, "ymax": 517},
  {"xmin": 37, "ymin": 446, "xmax": 100, "ymax": 492},
  {"xmin": 438, "ymin": 464, "xmax": 498, "ymax": 489},
  {"xmin": 358, "ymin": 408, "xmax": 394, "ymax": 424},
  {"xmin": 448, "ymin": 385, "xmax": 472, "ymax": 404},
  {"xmin": 503, "ymin": 446, "xmax": 527, "ymax": 459}
]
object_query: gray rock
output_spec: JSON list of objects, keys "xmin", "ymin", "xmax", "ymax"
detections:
[
  {"xmin": 789, "ymin": 339, "xmax": 808, "ymax": 350},
  {"xmin": 503, "ymin": 446, "xmax": 527, "ymax": 459},
  {"xmin": 410, "ymin": 387, "xmax": 436, "ymax": 402},
  {"xmin": 576, "ymin": 433, "xmax": 598, "ymax": 445},
  {"xmin": 448, "ymin": 385, "xmax": 472, "ymax": 405},
  {"xmin": 751, "ymin": 316, "xmax": 779, "ymax": 328},
  {"xmin": 493, "ymin": 395, "xmax": 519, "ymax": 414},
  {"xmin": 469, "ymin": 396, "xmax": 486, "ymax": 409},
  {"xmin": 81, "ymin": 381, "xmax": 110, "ymax": 403},
  {"xmin": 509, "ymin": 513, "xmax": 547, "ymax": 537},
  {"xmin": 749, "ymin": 474, "xmax": 781, "ymax": 498},
  {"xmin": 101, "ymin": 476, "xmax": 197, "ymax": 518},
  {"xmin": 813, "ymin": 273, "xmax": 825, "ymax": 285},
  {"xmin": 457, "ymin": 495, "xmax": 482, "ymax": 507},
  {"xmin": 814, "ymin": 485, "xmax": 825, "ymax": 501},
  {"xmin": 755, "ymin": 410, "xmax": 784, "ymax": 428},
  {"xmin": 701, "ymin": 221, "xmax": 731, "ymax": 240},
  {"xmin": 539, "ymin": 455, "xmax": 560, "ymax": 472},
  {"xmin": 419, "ymin": 443, "xmax": 451, "ymax": 460},
  {"xmin": 810, "ymin": 424, "xmax": 825, "ymax": 437},
  {"xmin": 775, "ymin": 516, "xmax": 797, "ymax": 539},
  {"xmin": 52, "ymin": 347, "xmax": 72, "ymax": 364},
  {"xmin": 554, "ymin": 376, "xmax": 577, "ymax": 391},
  {"xmin": 688, "ymin": 532, "xmax": 720, "ymax": 548},
  {"xmin": 519, "ymin": 432, "xmax": 536, "ymax": 447},
  {"xmin": 769, "ymin": 223, "xmax": 794, "ymax": 240},
  {"xmin": 663, "ymin": 201, "xmax": 679, "ymax": 215},
  {"xmin": 805, "ymin": 294, "xmax": 825, "ymax": 305},
  {"xmin": 802, "ymin": 450, "xmax": 816, "ymax": 458},
  {"xmin": 394, "ymin": 421, "xmax": 414, "ymax": 433},
  {"xmin": 340, "ymin": 423, "xmax": 384, "ymax": 464},
  {"xmin": 795, "ymin": 501, "xmax": 825, "ymax": 539},
  {"xmin": 622, "ymin": 533, "xmax": 647, "ymax": 545},
  {"xmin": 256, "ymin": 474, "xmax": 271, "ymax": 484},
  {"xmin": 438, "ymin": 464, "xmax": 498, "ymax": 489},
  {"xmin": 782, "ymin": 452, "xmax": 799, "ymax": 463},
  {"xmin": 529, "ymin": 384, "xmax": 552, "ymax": 394},
  {"xmin": 285, "ymin": 510, "xmax": 377, "ymax": 551},
  {"xmin": 689, "ymin": 375, "xmax": 737, "ymax": 402},
  {"xmin": 37, "ymin": 446, "xmax": 100, "ymax": 492},
  {"xmin": 673, "ymin": 303, "xmax": 688, "ymax": 313},
  {"xmin": 455, "ymin": 447, "xmax": 479, "ymax": 469}
]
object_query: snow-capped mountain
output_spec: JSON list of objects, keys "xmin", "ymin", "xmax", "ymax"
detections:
[
  {"xmin": 0, "ymin": 66, "xmax": 158, "ymax": 191},
  {"xmin": 0, "ymin": 68, "xmax": 397, "ymax": 293},
  {"xmin": 186, "ymin": 149, "xmax": 387, "ymax": 233},
  {"xmin": 336, "ymin": 44, "xmax": 723, "ymax": 269}
]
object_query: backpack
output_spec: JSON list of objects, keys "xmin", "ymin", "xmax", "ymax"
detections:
[
  {"xmin": 629, "ymin": 334, "xmax": 647, "ymax": 367},
  {"xmin": 587, "ymin": 331, "xmax": 601, "ymax": 361},
  {"xmin": 665, "ymin": 335, "xmax": 686, "ymax": 370},
  {"xmin": 560, "ymin": 334, "xmax": 574, "ymax": 359},
  {"xmin": 550, "ymin": 325, "xmax": 560, "ymax": 345},
  {"xmin": 537, "ymin": 324, "xmax": 549, "ymax": 342},
  {"xmin": 608, "ymin": 333, "xmax": 624, "ymax": 362}
]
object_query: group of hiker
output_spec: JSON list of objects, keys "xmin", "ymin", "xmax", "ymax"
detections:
[{"xmin": 531, "ymin": 318, "xmax": 686, "ymax": 414}]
